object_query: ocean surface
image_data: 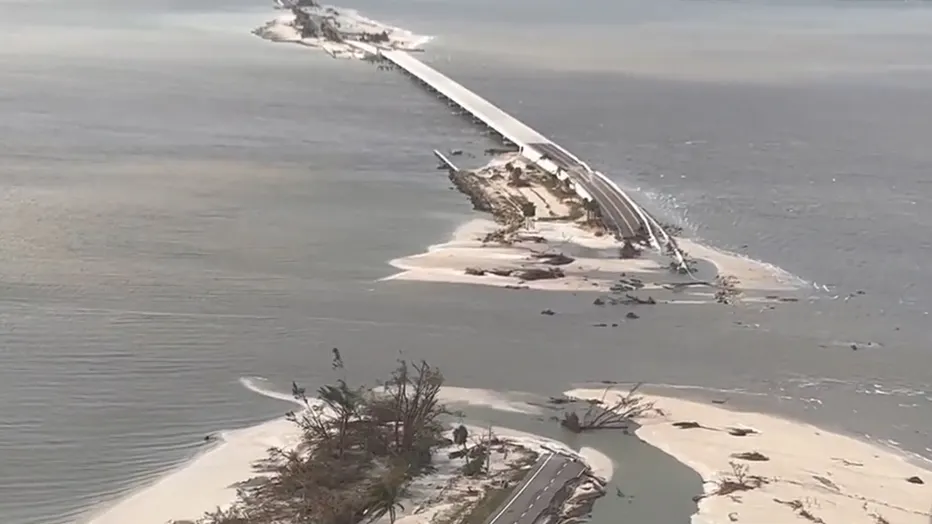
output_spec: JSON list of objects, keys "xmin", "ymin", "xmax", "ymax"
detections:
[{"xmin": 3, "ymin": 0, "xmax": 932, "ymax": 522}]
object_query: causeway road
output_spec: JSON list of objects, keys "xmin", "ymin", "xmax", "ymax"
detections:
[
  {"xmin": 527, "ymin": 142, "xmax": 645, "ymax": 240},
  {"xmin": 486, "ymin": 453, "xmax": 587, "ymax": 524},
  {"xmin": 576, "ymin": 168, "xmax": 645, "ymax": 240}
]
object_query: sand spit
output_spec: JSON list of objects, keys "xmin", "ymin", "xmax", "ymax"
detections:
[
  {"xmin": 676, "ymin": 238, "xmax": 802, "ymax": 293},
  {"xmin": 385, "ymin": 153, "xmax": 800, "ymax": 302},
  {"xmin": 83, "ymin": 417, "xmax": 304, "ymax": 524},
  {"xmin": 566, "ymin": 388, "xmax": 932, "ymax": 524}
]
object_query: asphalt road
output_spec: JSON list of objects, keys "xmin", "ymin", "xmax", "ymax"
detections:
[
  {"xmin": 575, "ymin": 169, "xmax": 644, "ymax": 240},
  {"xmin": 486, "ymin": 453, "xmax": 587, "ymax": 524},
  {"xmin": 527, "ymin": 142, "xmax": 644, "ymax": 239}
]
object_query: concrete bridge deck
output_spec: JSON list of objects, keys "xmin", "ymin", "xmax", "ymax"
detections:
[{"xmin": 347, "ymin": 41, "xmax": 679, "ymax": 251}]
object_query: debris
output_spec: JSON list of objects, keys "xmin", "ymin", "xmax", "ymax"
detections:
[
  {"xmin": 619, "ymin": 240, "xmax": 641, "ymax": 259},
  {"xmin": 561, "ymin": 384, "xmax": 654, "ymax": 433},
  {"xmin": 533, "ymin": 252, "xmax": 575, "ymax": 266},
  {"xmin": 907, "ymin": 476, "xmax": 924, "ymax": 485},
  {"xmin": 514, "ymin": 267, "xmax": 565, "ymax": 281},
  {"xmin": 672, "ymin": 421, "xmax": 702, "ymax": 429},
  {"xmin": 541, "ymin": 309, "xmax": 556, "ymax": 316},
  {"xmin": 625, "ymin": 312, "xmax": 639, "ymax": 319},
  {"xmin": 623, "ymin": 294, "xmax": 656, "ymax": 305},
  {"xmin": 731, "ymin": 451, "xmax": 770, "ymax": 462}
]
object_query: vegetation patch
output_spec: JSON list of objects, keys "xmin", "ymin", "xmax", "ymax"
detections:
[{"xmin": 198, "ymin": 350, "xmax": 452, "ymax": 524}]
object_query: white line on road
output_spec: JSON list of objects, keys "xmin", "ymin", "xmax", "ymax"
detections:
[{"xmin": 487, "ymin": 453, "xmax": 555, "ymax": 524}]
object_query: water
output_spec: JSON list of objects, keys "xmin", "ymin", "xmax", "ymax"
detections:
[{"xmin": 3, "ymin": 0, "xmax": 932, "ymax": 522}]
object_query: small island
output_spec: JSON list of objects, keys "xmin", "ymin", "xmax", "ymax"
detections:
[{"xmin": 187, "ymin": 351, "xmax": 607, "ymax": 524}]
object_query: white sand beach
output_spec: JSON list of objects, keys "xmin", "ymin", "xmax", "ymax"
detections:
[
  {"xmin": 566, "ymin": 388, "xmax": 932, "ymax": 524},
  {"xmin": 384, "ymin": 217, "xmax": 802, "ymax": 296},
  {"xmin": 383, "ymin": 218, "xmax": 665, "ymax": 292},
  {"xmin": 83, "ymin": 416, "xmax": 304, "ymax": 524}
]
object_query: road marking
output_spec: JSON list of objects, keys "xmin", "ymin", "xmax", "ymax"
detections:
[{"xmin": 487, "ymin": 453, "xmax": 555, "ymax": 524}]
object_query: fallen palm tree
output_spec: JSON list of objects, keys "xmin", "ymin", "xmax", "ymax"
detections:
[{"xmin": 560, "ymin": 384, "xmax": 655, "ymax": 433}]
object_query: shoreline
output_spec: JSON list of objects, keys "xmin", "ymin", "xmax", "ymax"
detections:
[
  {"xmin": 384, "ymin": 215, "xmax": 804, "ymax": 300},
  {"xmin": 82, "ymin": 384, "xmax": 932, "ymax": 524},
  {"xmin": 73, "ymin": 4, "xmax": 921, "ymax": 524},
  {"xmin": 249, "ymin": 2, "xmax": 809, "ymax": 304},
  {"xmin": 566, "ymin": 388, "xmax": 932, "ymax": 524},
  {"xmin": 83, "ymin": 385, "xmax": 605, "ymax": 524}
]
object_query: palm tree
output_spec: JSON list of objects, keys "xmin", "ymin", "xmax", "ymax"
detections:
[
  {"xmin": 365, "ymin": 470, "xmax": 406, "ymax": 524},
  {"xmin": 317, "ymin": 380, "xmax": 362, "ymax": 458}
]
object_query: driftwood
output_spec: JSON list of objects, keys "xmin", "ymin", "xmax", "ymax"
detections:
[
  {"xmin": 515, "ymin": 267, "xmax": 565, "ymax": 281},
  {"xmin": 464, "ymin": 266, "xmax": 565, "ymax": 281},
  {"xmin": 561, "ymin": 384, "xmax": 655, "ymax": 433},
  {"xmin": 594, "ymin": 294, "xmax": 656, "ymax": 306},
  {"xmin": 532, "ymin": 252, "xmax": 575, "ymax": 266}
]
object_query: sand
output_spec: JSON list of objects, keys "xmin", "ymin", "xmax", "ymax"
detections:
[
  {"xmin": 383, "ymin": 218, "xmax": 806, "ymax": 298},
  {"xmin": 437, "ymin": 386, "xmax": 545, "ymax": 415},
  {"xmin": 383, "ymin": 218, "xmax": 668, "ymax": 292},
  {"xmin": 566, "ymin": 388, "xmax": 932, "ymax": 524},
  {"xmin": 83, "ymin": 417, "xmax": 304, "ymax": 524},
  {"xmin": 676, "ymin": 238, "xmax": 803, "ymax": 292},
  {"xmin": 578, "ymin": 446, "xmax": 615, "ymax": 483}
]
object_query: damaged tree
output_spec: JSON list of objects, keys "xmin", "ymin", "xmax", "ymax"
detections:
[
  {"xmin": 560, "ymin": 385, "xmax": 655, "ymax": 433},
  {"xmin": 200, "ymin": 353, "xmax": 450, "ymax": 524}
]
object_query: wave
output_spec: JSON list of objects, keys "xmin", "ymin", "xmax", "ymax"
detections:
[{"xmin": 239, "ymin": 376, "xmax": 305, "ymax": 407}]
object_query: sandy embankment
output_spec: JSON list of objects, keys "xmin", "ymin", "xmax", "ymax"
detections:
[
  {"xmin": 84, "ymin": 385, "xmax": 604, "ymax": 524},
  {"xmin": 383, "ymin": 151, "xmax": 800, "ymax": 297},
  {"xmin": 384, "ymin": 217, "xmax": 666, "ymax": 292},
  {"xmin": 567, "ymin": 388, "xmax": 932, "ymax": 524}
]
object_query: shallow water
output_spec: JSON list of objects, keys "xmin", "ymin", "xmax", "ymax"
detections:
[{"xmin": 3, "ymin": 0, "xmax": 932, "ymax": 523}]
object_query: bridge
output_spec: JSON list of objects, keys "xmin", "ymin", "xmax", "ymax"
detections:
[{"xmin": 347, "ymin": 41, "xmax": 683, "ymax": 258}]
